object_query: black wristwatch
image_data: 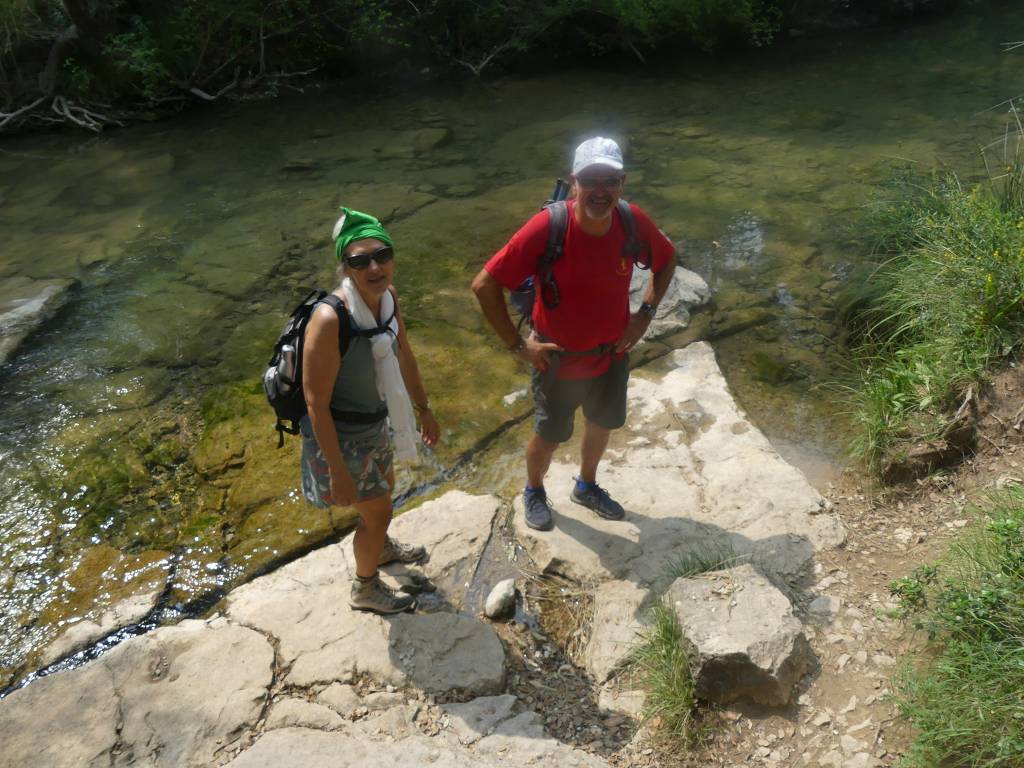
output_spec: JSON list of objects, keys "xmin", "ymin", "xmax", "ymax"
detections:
[{"xmin": 639, "ymin": 302, "xmax": 658, "ymax": 319}]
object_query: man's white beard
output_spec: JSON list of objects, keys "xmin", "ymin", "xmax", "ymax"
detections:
[{"xmin": 584, "ymin": 202, "xmax": 613, "ymax": 220}]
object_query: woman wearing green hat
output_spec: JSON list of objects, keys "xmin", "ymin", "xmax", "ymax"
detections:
[{"xmin": 301, "ymin": 207, "xmax": 440, "ymax": 614}]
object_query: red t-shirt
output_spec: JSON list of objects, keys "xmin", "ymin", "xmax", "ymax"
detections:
[{"xmin": 485, "ymin": 200, "xmax": 675, "ymax": 379}]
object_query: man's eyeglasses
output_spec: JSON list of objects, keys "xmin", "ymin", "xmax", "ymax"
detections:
[
  {"xmin": 576, "ymin": 175, "xmax": 624, "ymax": 190},
  {"xmin": 344, "ymin": 246, "xmax": 394, "ymax": 270}
]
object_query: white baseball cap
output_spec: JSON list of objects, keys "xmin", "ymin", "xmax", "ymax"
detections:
[{"xmin": 572, "ymin": 136, "xmax": 624, "ymax": 175}]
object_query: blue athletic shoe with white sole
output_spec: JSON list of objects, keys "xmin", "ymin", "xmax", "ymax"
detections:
[{"xmin": 570, "ymin": 479, "xmax": 625, "ymax": 521}]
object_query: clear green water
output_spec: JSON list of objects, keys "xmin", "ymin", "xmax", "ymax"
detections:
[{"xmin": 0, "ymin": 2, "xmax": 1019, "ymax": 686}]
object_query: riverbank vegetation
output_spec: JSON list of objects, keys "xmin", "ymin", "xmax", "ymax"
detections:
[
  {"xmin": 842, "ymin": 127, "xmax": 1024, "ymax": 476},
  {"xmin": 889, "ymin": 486, "xmax": 1024, "ymax": 766},
  {"xmin": 0, "ymin": 0, "xmax": 970, "ymax": 132}
]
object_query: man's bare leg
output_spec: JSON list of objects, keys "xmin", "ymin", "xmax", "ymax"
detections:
[
  {"xmin": 526, "ymin": 432, "xmax": 559, "ymax": 488},
  {"xmin": 579, "ymin": 418, "xmax": 611, "ymax": 483}
]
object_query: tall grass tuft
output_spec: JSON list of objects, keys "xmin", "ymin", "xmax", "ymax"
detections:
[
  {"xmin": 845, "ymin": 131, "xmax": 1024, "ymax": 467},
  {"xmin": 629, "ymin": 601, "xmax": 702, "ymax": 746},
  {"xmin": 890, "ymin": 486, "xmax": 1024, "ymax": 766}
]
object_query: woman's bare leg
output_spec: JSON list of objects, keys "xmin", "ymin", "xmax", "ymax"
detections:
[{"xmin": 352, "ymin": 493, "xmax": 393, "ymax": 578}]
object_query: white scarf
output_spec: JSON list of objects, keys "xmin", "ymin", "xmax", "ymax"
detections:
[{"xmin": 339, "ymin": 278, "xmax": 418, "ymax": 462}]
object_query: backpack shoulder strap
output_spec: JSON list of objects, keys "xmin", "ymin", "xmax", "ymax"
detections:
[
  {"xmin": 318, "ymin": 294, "xmax": 354, "ymax": 357},
  {"xmin": 617, "ymin": 199, "xmax": 651, "ymax": 267},
  {"xmin": 541, "ymin": 200, "xmax": 569, "ymax": 271}
]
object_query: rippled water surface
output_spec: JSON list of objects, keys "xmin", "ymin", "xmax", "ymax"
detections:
[{"xmin": 1, "ymin": 3, "xmax": 1020, "ymax": 686}]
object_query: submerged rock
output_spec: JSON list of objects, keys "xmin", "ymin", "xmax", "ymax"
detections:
[
  {"xmin": 666, "ymin": 564, "xmax": 812, "ymax": 706},
  {"xmin": 0, "ymin": 276, "xmax": 77, "ymax": 365},
  {"xmin": 40, "ymin": 588, "xmax": 163, "ymax": 667}
]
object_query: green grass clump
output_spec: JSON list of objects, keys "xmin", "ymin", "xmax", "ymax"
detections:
[
  {"xmin": 844, "ymin": 145, "xmax": 1024, "ymax": 468},
  {"xmin": 663, "ymin": 546, "xmax": 739, "ymax": 581},
  {"xmin": 630, "ymin": 601, "xmax": 701, "ymax": 746},
  {"xmin": 890, "ymin": 487, "xmax": 1024, "ymax": 766}
]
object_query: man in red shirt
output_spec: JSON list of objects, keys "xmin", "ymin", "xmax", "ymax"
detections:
[{"xmin": 472, "ymin": 137, "xmax": 676, "ymax": 531}]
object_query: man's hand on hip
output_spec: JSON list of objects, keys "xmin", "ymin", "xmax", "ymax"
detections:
[
  {"xmin": 519, "ymin": 333, "xmax": 564, "ymax": 372},
  {"xmin": 614, "ymin": 312, "xmax": 652, "ymax": 353}
]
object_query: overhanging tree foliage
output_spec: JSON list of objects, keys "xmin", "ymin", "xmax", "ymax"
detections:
[{"xmin": 0, "ymin": 0, "xmax": 969, "ymax": 132}]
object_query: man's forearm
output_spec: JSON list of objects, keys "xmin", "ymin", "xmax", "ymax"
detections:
[
  {"xmin": 472, "ymin": 271, "xmax": 521, "ymax": 349},
  {"xmin": 643, "ymin": 249, "xmax": 677, "ymax": 308}
]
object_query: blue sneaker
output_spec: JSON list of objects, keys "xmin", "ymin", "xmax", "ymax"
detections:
[
  {"xmin": 523, "ymin": 487, "xmax": 554, "ymax": 531},
  {"xmin": 570, "ymin": 479, "xmax": 625, "ymax": 521}
]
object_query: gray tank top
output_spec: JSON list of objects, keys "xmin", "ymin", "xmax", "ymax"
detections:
[
  {"xmin": 299, "ymin": 299, "xmax": 396, "ymax": 442},
  {"xmin": 330, "ymin": 304, "xmax": 397, "ymax": 440}
]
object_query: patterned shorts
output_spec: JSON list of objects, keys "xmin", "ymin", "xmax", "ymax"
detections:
[{"xmin": 300, "ymin": 423, "xmax": 394, "ymax": 508}]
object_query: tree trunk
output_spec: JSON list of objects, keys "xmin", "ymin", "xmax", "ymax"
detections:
[{"xmin": 38, "ymin": 27, "xmax": 80, "ymax": 97}]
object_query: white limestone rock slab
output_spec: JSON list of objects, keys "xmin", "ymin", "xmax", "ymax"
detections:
[
  {"xmin": 0, "ymin": 659, "xmax": 119, "ymax": 767},
  {"xmin": 317, "ymin": 682, "xmax": 362, "ymax": 715},
  {"xmin": 265, "ymin": 698, "xmax": 347, "ymax": 731},
  {"xmin": 0, "ymin": 617, "xmax": 273, "ymax": 768},
  {"xmin": 225, "ymin": 725, "xmax": 610, "ymax": 768},
  {"xmin": 598, "ymin": 686, "xmax": 646, "ymax": 717},
  {"xmin": 40, "ymin": 588, "xmax": 163, "ymax": 666},
  {"xmin": 105, "ymin": 618, "xmax": 274, "ymax": 766},
  {"xmin": 630, "ymin": 343, "xmax": 845, "ymax": 577},
  {"xmin": 512, "ymin": 451, "xmax": 710, "ymax": 584},
  {"xmin": 0, "ymin": 276, "xmax": 77, "ymax": 364},
  {"xmin": 441, "ymin": 694, "xmax": 517, "ymax": 745},
  {"xmin": 666, "ymin": 564, "xmax": 812, "ymax": 706},
  {"xmin": 585, "ymin": 580, "xmax": 649, "ymax": 682},
  {"xmin": 474, "ymin": 710, "xmax": 610, "ymax": 766},
  {"xmin": 227, "ymin": 492, "xmax": 503, "ymax": 691},
  {"xmin": 515, "ymin": 344, "xmax": 842, "ymax": 584},
  {"xmin": 225, "ymin": 729, "xmax": 480, "ymax": 768}
]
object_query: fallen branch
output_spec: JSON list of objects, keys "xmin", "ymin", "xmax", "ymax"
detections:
[{"xmin": 0, "ymin": 95, "xmax": 47, "ymax": 131}]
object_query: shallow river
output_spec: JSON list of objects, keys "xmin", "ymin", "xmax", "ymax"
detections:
[{"xmin": 0, "ymin": 3, "xmax": 1020, "ymax": 687}]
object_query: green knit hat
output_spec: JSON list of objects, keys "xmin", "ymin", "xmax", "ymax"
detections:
[{"xmin": 332, "ymin": 206, "xmax": 394, "ymax": 260}]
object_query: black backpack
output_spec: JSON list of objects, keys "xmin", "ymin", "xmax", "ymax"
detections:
[
  {"xmin": 262, "ymin": 290, "xmax": 393, "ymax": 447},
  {"xmin": 509, "ymin": 198, "xmax": 651, "ymax": 326}
]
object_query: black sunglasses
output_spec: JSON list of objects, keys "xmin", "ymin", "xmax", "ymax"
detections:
[
  {"xmin": 576, "ymin": 175, "xmax": 624, "ymax": 190},
  {"xmin": 344, "ymin": 246, "xmax": 394, "ymax": 270}
]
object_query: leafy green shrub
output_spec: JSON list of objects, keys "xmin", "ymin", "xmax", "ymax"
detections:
[{"xmin": 891, "ymin": 488, "xmax": 1024, "ymax": 766}]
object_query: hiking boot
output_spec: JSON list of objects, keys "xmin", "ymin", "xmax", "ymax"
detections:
[
  {"xmin": 350, "ymin": 574, "xmax": 417, "ymax": 614},
  {"xmin": 378, "ymin": 535, "xmax": 426, "ymax": 566},
  {"xmin": 570, "ymin": 480, "xmax": 625, "ymax": 521},
  {"xmin": 523, "ymin": 487, "xmax": 554, "ymax": 531}
]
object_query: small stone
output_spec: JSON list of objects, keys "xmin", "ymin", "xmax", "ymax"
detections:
[{"xmin": 484, "ymin": 579, "xmax": 517, "ymax": 619}]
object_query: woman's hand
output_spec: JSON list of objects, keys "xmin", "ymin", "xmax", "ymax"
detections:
[
  {"xmin": 419, "ymin": 408, "xmax": 440, "ymax": 447},
  {"xmin": 325, "ymin": 465, "xmax": 357, "ymax": 507}
]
